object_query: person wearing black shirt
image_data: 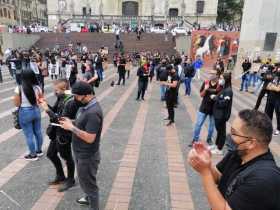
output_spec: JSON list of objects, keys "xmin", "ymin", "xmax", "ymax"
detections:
[
  {"xmin": 40, "ymin": 79, "xmax": 79, "ymax": 192},
  {"xmin": 161, "ymin": 65, "xmax": 179, "ymax": 126},
  {"xmin": 211, "ymin": 73, "xmax": 233, "ymax": 155},
  {"xmin": 190, "ymin": 70, "xmax": 221, "ymax": 147},
  {"xmin": 183, "ymin": 58, "xmax": 195, "ymax": 95},
  {"xmin": 240, "ymin": 58, "xmax": 251, "ymax": 91},
  {"xmin": 117, "ymin": 55, "xmax": 126, "ymax": 85},
  {"xmin": 265, "ymin": 66, "xmax": 280, "ymax": 136},
  {"xmin": 136, "ymin": 63, "xmax": 149, "ymax": 100},
  {"xmin": 188, "ymin": 109, "xmax": 280, "ymax": 210},
  {"xmin": 254, "ymin": 63, "xmax": 275, "ymax": 110},
  {"xmin": 59, "ymin": 81, "xmax": 103, "ymax": 209},
  {"xmin": 94, "ymin": 53, "xmax": 103, "ymax": 81},
  {"xmin": 157, "ymin": 59, "xmax": 168, "ymax": 101}
]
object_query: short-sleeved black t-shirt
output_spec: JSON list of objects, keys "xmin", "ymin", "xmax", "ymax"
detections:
[
  {"xmin": 72, "ymin": 99, "xmax": 103, "ymax": 159},
  {"xmin": 118, "ymin": 58, "xmax": 126, "ymax": 72},
  {"xmin": 199, "ymin": 81, "xmax": 220, "ymax": 115},
  {"xmin": 217, "ymin": 151, "xmax": 280, "ymax": 210},
  {"xmin": 166, "ymin": 73, "xmax": 179, "ymax": 97}
]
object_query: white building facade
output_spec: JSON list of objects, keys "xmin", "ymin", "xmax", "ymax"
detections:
[{"xmin": 47, "ymin": 0, "xmax": 218, "ymax": 28}]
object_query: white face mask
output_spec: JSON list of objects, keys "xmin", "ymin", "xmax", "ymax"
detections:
[{"xmin": 219, "ymin": 79, "xmax": 225, "ymax": 86}]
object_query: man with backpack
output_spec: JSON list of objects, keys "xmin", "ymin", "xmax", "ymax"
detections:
[
  {"xmin": 182, "ymin": 57, "xmax": 195, "ymax": 95},
  {"xmin": 39, "ymin": 79, "xmax": 81, "ymax": 192}
]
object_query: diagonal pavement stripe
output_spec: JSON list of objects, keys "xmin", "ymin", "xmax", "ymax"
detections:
[
  {"xmin": 105, "ymin": 83, "xmax": 153, "ymax": 210},
  {"xmin": 0, "ymin": 73, "xmax": 121, "ymax": 192},
  {"xmin": 31, "ymin": 78, "xmax": 139, "ymax": 210},
  {"xmin": 165, "ymin": 123, "xmax": 195, "ymax": 210}
]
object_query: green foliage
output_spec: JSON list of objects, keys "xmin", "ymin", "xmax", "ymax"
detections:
[{"xmin": 217, "ymin": 0, "xmax": 244, "ymax": 24}]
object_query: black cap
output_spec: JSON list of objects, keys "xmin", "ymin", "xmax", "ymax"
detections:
[{"xmin": 71, "ymin": 81, "xmax": 93, "ymax": 95}]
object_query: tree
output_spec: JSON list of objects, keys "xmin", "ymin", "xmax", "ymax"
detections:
[{"xmin": 217, "ymin": 0, "xmax": 244, "ymax": 25}]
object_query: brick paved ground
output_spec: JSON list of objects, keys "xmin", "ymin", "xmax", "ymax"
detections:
[{"xmin": 0, "ymin": 65, "xmax": 279, "ymax": 210}]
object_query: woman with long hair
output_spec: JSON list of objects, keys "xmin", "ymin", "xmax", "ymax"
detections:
[
  {"xmin": 13, "ymin": 69, "xmax": 44, "ymax": 160},
  {"xmin": 211, "ymin": 72, "xmax": 233, "ymax": 155}
]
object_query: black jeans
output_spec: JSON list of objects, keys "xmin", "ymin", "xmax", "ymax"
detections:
[
  {"xmin": 166, "ymin": 92, "xmax": 176, "ymax": 122},
  {"xmin": 75, "ymin": 152, "xmax": 100, "ymax": 210},
  {"xmin": 137, "ymin": 80, "xmax": 148, "ymax": 99},
  {"xmin": 255, "ymin": 88, "xmax": 266, "ymax": 110},
  {"xmin": 214, "ymin": 119, "xmax": 227, "ymax": 150},
  {"xmin": 265, "ymin": 99, "xmax": 280, "ymax": 130},
  {"xmin": 117, "ymin": 72, "xmax": 125, "ymax": 85},
  {"xmin": 0, "ymin": 67, "xmax": 2, "ymax": 82},
  {"xmin": 47, "ymin": 139, "xmax": 75, "ymax": 180}
]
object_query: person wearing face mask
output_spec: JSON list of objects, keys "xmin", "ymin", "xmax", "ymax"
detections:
[
  {"xmin": 59, "ymin": 81, "xmax": 103, "ymax": 209},
  {"xmin": 265, "ymin": 66, "xmax": 280, "ymax": 136},
  {"xmin": 157, "ymin": 59, "xmax": 168, "ymax": 101},
  {"xmin": 188, "ymin": 110, "xmax": 280, "ymax": 210},
  {"xmin": 161, "ymin": 65, "xmax": 179, "ymax": 126},
  {"xmin": 211, "ymin": 73, "xmax": 233, "ymax": 155},
  {"xmin": 189, "ymin": 70, "xmax": 221, "ymax": 147},
  {"xmin": 182, "ymin": 57, "xmax": 195, "ymax": 95},
  {"xmin": 39, "ymin": 79, "xmax": 80, "ymax": 192}
]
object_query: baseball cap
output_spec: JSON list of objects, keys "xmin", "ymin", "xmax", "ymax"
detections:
[{"xmin": 71, "ymin": 81, "xmax": 93, "ymax": 95}]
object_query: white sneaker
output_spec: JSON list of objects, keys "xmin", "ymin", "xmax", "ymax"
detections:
[
  {"xmin": 208, "ymin": 145, "xmax": 217, "ymax": 150},
  {"xmin": 273, "ymin": 130, "xmax": 280, "ymax": 136},
  {"xmin": 211, "ymin": 148, "xmax": 223, "ymax": 155}
]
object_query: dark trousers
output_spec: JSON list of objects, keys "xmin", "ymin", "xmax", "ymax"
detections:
[
  {"xmin": 117, "ymin": 72, "xmax": 125, "ymax": 85},
  {"xmin": 47, "ymin": 140, "xmax": 75, "ymax": 180},
  {"xmin": 15, "ymin": 73, "xmax": 21, "ymax": 85},
  {"xmin": 0, "ymin": 67, "xmax": 2, "ymax": 82},
  {"xmin": 255, "ymin": 88, "xmax": 266, "ymax": 110},
  {"xmin": 265, "ymin": 99, "xmax": 280, "ymax": 130},
  {"xmin": 75, "ymin": 152, "xmax": 100, "ymax": 210},
  {"xmin": 137, "ymin": 80, "xmax": 148, "ymax": 99},
  {"xmin": 166, "ymin": 93, "xmax": 176, "ymax": 122},
  {"xmin": 214, "ymin": 119, "xmax": 227, "ymax": 150}
]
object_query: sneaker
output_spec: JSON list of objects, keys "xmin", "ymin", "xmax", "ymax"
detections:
[
  {"xmin": 166, "ymin": 121, "xmax": 174, "ymax": 126},
  {"xmin": 24, "ymin": 154, "xmax": 38, "ymax": 161},
  {"xmin": 211, "ymin": 148, "xmax": 223, "ymax": 155},
  {"xmin": 208, "ymin": 145, "xmax": 217, "ymax": 150},
  {"xmin": 36, "ymin": 150, "xmax": 44, "ymax": 157},
  {"xmin": 48, "ymin": 176, "xmax": 66, "ymax": 186},
  {"xmin": 58, "ymin": 179, "xmax": 75, "ymax": 192},
  {"xmin": 76, "ymin": 196, "xmax": 89, "ymax": 206},
  {"xmin": 188, "ymin": 140, "xmax": 195, "ymax": 148},
  {"xmin": 207, "ymin": 139, "xmax": 213, "ymax": 145},
  {"xmin": 273, "ymin": 130, "xmax": 280, "ymax": 136}
]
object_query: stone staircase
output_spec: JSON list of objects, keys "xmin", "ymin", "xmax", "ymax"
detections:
[{"xmin": 34, "ymin": 32, "xmax": 177, "ymax": 60}]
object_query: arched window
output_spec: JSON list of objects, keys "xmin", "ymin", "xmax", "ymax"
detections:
[{"xmin": 0, "ymin": 9, "xmax": 3, "ymax": 17}]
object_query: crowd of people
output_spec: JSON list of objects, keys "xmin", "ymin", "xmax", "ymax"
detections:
[{"xmin": 0, "ymin": 40, "xmax": 277, "ymax": 210}]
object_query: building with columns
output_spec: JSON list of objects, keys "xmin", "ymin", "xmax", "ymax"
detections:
[{"xmin": 47, "ymin": 0, "xmax": 218, "ymax": 29}]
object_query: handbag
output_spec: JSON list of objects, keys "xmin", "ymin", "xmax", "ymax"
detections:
[
  {"xmin": 12, "ymin": 87, "xmax": 21, "ymax": 130},
  {"xmin": 12, "ymin": 109, "xmax": 21, "ymax": 129}
]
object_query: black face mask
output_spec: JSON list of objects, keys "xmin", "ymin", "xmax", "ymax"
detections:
[{"xmin": 74, "ymin": 96, "xmax": 88, "ymax": 107}]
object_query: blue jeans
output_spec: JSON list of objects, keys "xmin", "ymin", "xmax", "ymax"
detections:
[
  {"xmin": 97, "ymin": 68, "xmax": 103, "ymax": 81},
  {"xmin": 193, "ymin": 111, "xmax": 215, "ymax": 142},
  {"xmin": 19, "ymin": 106, "xmax": 43, "ymax": 155},
  {"xmin": 240, "ymin": 74, "xmax": 249, "ymax": 91},
  {"xmin": 184, "ymin": 77, "xmax": 192, "ymax": 95},
  {"xmin": 249, "ymin": 73, "xmax": 258, "ymax": 87},
  {"xmin": 160, "ymin": 84, "xmax": 166, "ymax": 101}
]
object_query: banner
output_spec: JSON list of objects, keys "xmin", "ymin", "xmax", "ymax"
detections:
[{"xmin": 191, "ymin": 30, "xmax": 240, "ymax": 67}]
